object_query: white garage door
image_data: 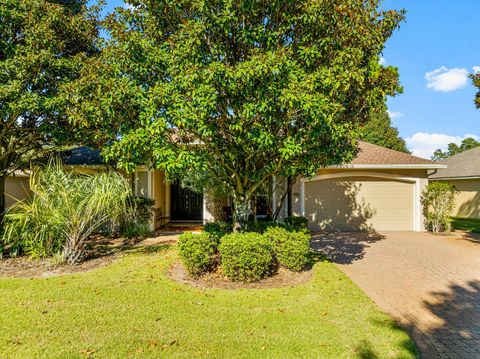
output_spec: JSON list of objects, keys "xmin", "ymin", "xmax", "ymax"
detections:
[{"xmin": 305, "ymin": 176, "xmax": 414, "ymax": 231}]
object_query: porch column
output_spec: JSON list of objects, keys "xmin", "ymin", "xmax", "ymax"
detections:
[
  {"xmin": 300, "ymin": 178, "xmax": 305, "ymax": 217},
  {"xmin": 147, "ymin": 170, "xmax": 154, "ymax": 230}
]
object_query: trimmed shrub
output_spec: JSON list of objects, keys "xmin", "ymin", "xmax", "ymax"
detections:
[
  {"xmin": 219, "ymin": 232, "xmax": 272, "ymax": 281},
  {"xmin": 120, "ymin": 196, "xmax": 155, "ymax": 237},
  {"xmin": 203, "ymin": 221, "xmax": 232, "ymax": 241},
  {"xmin": 263, "ymin": 227, "xmax": 310, "ymax": 271},
  {"xmin": 178, "ymin": 232, "xmax": 219, "ymax": 277},
  {"xmin": 121, "ymin": 223, "xmax": 150, "ymax": 239},
  {"xmin": 245, "ymin": 220, "xmax": 278, "ymax": 233},
  {"xmin": 283, "ymin": 216, "xmax": 309, "ymax": 232},
  {"xmin": 421, "ymin": 182, "xmax": 457, "ymax": 233}
]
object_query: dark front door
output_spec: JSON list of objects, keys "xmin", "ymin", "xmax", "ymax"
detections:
[{"xmin": 171, "ymin": 182, "xmax": 203, "ymax": 221}]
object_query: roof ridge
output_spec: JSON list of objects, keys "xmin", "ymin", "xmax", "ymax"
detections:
[{"xmin": 358, "ymin": 141, "xmax": 434, "ymax": 164}]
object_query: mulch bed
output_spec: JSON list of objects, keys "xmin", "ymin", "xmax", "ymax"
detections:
[
  {"xmin": 0, "ymin": 235, "xmax": 176, "ymax": 279},
  {"xmin": 168, "ymin": 261, "xmax": 314, "ymax": 290},
  {"xmin": 0, "ymin": 255, "xmax": 117, "ymax": 278}
]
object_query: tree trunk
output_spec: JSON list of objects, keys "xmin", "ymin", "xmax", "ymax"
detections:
[
  {"xmin": 232, "ymin": 195, "xmax": 250, "ymax": 232},
  {"xmin": 0, "ymin": 176, "xmax": 5, "ymax": 227},
  {"xmin": 62, "ymin": 234, "xmax": 85, "ymax": 264}
]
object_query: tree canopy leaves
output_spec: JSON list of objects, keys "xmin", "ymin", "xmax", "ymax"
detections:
[
  {"xmin": 360, "ymin": 109, "xmax": 409, "ymax": 153},
  {"xmin": 66, "ymin": 0, "xmax": 405, "ymax": 229},
  {"xmin": 0, "ymin": 0, "xmax": 101, "ymax": 215},
  {"xmin": 432, "ymin": 137, "xmax": 480, "ymax": 161},
  {"xmin": 471, "ymin": 72, "xmax": 480, "ymax": 109}
]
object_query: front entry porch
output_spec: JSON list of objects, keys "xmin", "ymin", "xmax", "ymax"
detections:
[
  {"xmin": 134, "ymin": 169, "xmax": 204, "ymax": 229},
  {"xmin": 170, "ymin": 182, "xmax": 203, "ymax": 222}
]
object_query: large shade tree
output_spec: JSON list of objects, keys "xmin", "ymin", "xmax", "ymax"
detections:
[
  {"xmin": 0, "ymin": 0, "xmax": 100, "ymax": 219},
  {"xmin": 66, "ymin": 0, "xmax": 405, "ymax": 230}
]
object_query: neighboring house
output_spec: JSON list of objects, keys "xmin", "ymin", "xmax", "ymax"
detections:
[
  {"xmin": 4, "ymin": 142, "xmax": 445, "ymax": 232},
  {"xmin": 429, "ymin": 146, "xmax": 480, "ymax": 219}
]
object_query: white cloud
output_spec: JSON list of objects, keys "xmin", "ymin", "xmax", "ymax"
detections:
[
  {"xmin": 379, "ymin": 57, "xmax": 387, "ymax": 66},
  {"xmin": 425, "ymin": 66, "xmax": 469, "ymax": 92},
  {"xmin": 473, "ymin": 66, "xmax": 480, "ymax": 74},
  {"xmin": 387, "ymin": 111, "xmax": 403, "ymax": 119},
  {"xmin": 405, "ymin": 132, "xmax": 479, "ymax": 159}
]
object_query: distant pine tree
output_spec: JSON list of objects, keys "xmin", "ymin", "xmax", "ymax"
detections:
[{"xmin": 361, "ymin": 111, "xmax": 410, "ymax": 153}]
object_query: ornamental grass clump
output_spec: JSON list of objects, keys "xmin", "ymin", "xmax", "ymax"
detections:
[
  {"xmin": 219, "ymin": 232, "xmax": 273, "ymax": 282},
  {"xmin": 2, "ymin": 160, "xmax": 131, "ymax": 263}
]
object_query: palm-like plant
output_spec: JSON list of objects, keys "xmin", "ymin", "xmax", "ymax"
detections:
[{"xmin": 2, "ymin": 160, "xmax": 131, "ymax": 263}]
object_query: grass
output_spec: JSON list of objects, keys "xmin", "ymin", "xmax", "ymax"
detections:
[
  {"xmin": 0, "ymin": 245, "xmax": 417, "ymax": 358},
  {"xmin": 451, "ymin": 217, "xmax": 480, "ymax": 233}
]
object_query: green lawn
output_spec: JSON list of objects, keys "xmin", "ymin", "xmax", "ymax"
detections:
[
  {"xmin": 0, "ymin": 246, "xmax": 417, "ymax": 358},
  {"xmin": 451, "ymin": 217, "xmax": 480, "ymax": 233}
]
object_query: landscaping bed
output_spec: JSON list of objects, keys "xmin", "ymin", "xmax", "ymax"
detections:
[
  {"xmin": 0, "ymin": 246, "xmax": 417, "ymax": 358},
  {"xmin": 168, "ymin": 260, "xmax": 313, "ymax": 290}
]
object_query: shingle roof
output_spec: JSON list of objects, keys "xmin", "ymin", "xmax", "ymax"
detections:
[
  {"xmin": 61, "ymin": 147, "xmax": 105, "ymax": 166},
  {"xmin": 348, "ymin": 141, "xmax": 436, "ymax": 165},
  {"xmin": 60, "ymin": 142, "xmax": 437, "ymax": 168},
  {"xmin": 429, "ymin": 146, "xmax": 480, "ymax": 179}
]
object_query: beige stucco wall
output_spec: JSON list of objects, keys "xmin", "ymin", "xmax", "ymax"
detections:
[
  {"xmin": 5, "ymin": 176, "xmax": 31, "ymax": 208},
  {"xmin": 435, "ymin": 179, "xmax": 480, "ymax": 219}
]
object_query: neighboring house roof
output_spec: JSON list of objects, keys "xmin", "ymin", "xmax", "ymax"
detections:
[
  {"xmin": 429, "ymin": 146, "xmax": 480, "ymax": 179},
  {"xmin": 60, "ymin": 147, "xmax": 106, "ymax": 166},
  {"xmin": 336, "ymin": 141, "xmax": 445, "ymax": 169}
]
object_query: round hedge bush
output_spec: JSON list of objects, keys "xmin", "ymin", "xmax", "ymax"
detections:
[
  {"xmin": 219, "ymin": 232, "xmax": 273, "ymax": 282},
  {"xmin": 177, "ymin": 232, "xmax": 219, "ymax": 277},
  {"xmin": 203, "ymin": 221, "xmax": 232, "ymax": 241},
  {"xmin": 282, "ymin": 216, "xmax": 309, "ymax": 232},
  {"xmin": 263, "ymin": 227, "xmax": 310, "ymax": 271}
]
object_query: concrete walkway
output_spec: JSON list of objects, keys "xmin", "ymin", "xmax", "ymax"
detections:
[{"xmin": 311, "ymin": 231, "xmax": 480, "ymax": 359}]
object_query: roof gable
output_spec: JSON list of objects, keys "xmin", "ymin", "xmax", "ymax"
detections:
[
  {"xmin": 348, "ymin": 141, "xmax": 436, "ymax": 166},
  {"xmin": 429, "ymin": 146, "xmax": 480, "ymax": 179}
]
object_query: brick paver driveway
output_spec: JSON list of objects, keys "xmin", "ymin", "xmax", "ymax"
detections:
[{"xmin": 311, "ymin": 231, "xmax": 480, "ymax": 359}]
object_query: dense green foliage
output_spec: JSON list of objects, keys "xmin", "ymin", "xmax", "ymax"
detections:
[
  {"xmin": 471, "ymin": 72, "xmax": 480, "ymax": 109},
  {"xmin": 432, "ymin": 137, "xmax": 480, "ymax": 161},
  {"xmin": 0, "ymin": 0, "xmax": 100, "ymax": 217},
  {"xmin": 66, "ymin": 0, "xmax": 404, "ymax": 230},
  {"xmin": 178, "ymin": 232, "xmax": 219, "ymax": 277},
  {"xmin": 1, "ymin": 161, "xmax": 131, "ymax": 262},
  {"xmin": 219, "ymin": 232, "xmax": 273, "ymax": 281},
  {"xmin": 421, "ymin": 182, "xmax": 457, "ymax": 233},
  {"xmin": 451, "ymin": 217, "xmax": 480, "ymax": 234},
  {"xmin": 263, "ymin": 227, "xmax": 310, "ymax": 271},
  {"xmin": 283, "ymin": 216, "xmax": 309, "ymax": 232},
  {"xmin": 0, "ymin": 249, "xmax": 417, "ymax": 358},
  {"xmin": 202, "ymin": 221, "xmax": 232, "ymax": 241},
  {"xmin": 120, "ymin": 196, "xmax": 155, "ymax": 238},
  {"xmin": 360, "ymin": 110, "xmax": 409, "ymax": 153}
]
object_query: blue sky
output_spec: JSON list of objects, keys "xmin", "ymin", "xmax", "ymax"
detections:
[{"xmin": 101, "ymin": 0, "xmax": 480, "ymax": 158}]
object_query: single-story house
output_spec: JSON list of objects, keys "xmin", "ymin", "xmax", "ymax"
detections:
[
  {"xmin": 429, "ymin": 146, "xmax": 480, "ymax": 219},
  {"xmin": 4, "ymin": 142, "xmax": 445, "ymax": 232}
]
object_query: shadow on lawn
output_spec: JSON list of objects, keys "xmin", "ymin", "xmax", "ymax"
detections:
[
  {"xmin": 310, "ymin": 231, "xmax": 385, "ymax": 265},
  {"xmin": 84, "ymin": 236, "xmax": 173, "ymax": 261},
  {"xmin": 354, "ymin": 319, "xmax": 419, "ymax": 359}
]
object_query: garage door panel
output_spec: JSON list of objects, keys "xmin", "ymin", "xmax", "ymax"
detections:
[{"xmin": 305, "ymin": 177, "xmax": 413, "ymax": 231}]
